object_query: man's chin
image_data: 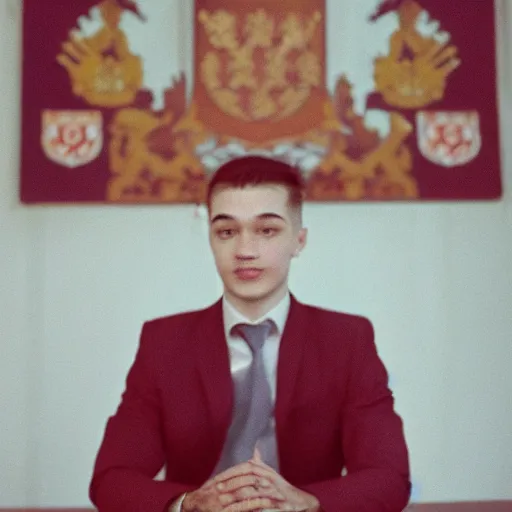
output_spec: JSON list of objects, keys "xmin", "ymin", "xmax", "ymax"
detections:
[
  {"xmin": 232, "ymin": 290, "xmax": 268, "ymax": 303},
  {"xmin": 225, "ymin": 282, "xmax": 267, "ymax": 301},
  {"xmin": 227, "ymin": 282, "xmax": 286, "ymax": 305}
]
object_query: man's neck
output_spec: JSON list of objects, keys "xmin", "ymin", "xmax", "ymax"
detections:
[{"xmin": 224, "ymin": 289, "xmax": 289, "ymax": 322}]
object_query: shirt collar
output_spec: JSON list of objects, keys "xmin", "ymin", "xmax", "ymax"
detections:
[{"xmin": 223, "ymin": 292, "xmax": 291, "ymax": 339}]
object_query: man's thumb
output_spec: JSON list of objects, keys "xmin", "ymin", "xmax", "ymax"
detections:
[{"xmin": 252, "ymin": 447, "xmax": 262, "ymax": 462}]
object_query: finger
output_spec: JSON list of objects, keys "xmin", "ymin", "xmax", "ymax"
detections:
[
  {"xmin": 252, "ymin": 447, "xmax": 262, "ymax": 463},
  {"xmin": 222, "ymin": 497, "xmax": 279, "ymax": 512},
  {"xmin": 247, "ymin": 459, "xmax": 281, "ymax": 479},
  {"xmin": 217, "ymin": 474, "xmax": 272, "ymax": 493},
  {"xmin": 219, "ymin": 485, "xmax": 285, "ymax": 504},
  {"xmin": 243, "ymin": 464, "xmax": 292, "ymax": 498},
  {"xmin": 199, "ymin": 478, "xmax": 217, "ymax": 491},
  {"xmin": 213, "ymin": 462, "xmax": 258, "ymax": 484},
  {"xmin": 218, "ymin": 491, "xmax": 238, "ymax": 506},
  {"xmin": 249, "ymin": 456, "xmax": 271, "ymax": 470}
]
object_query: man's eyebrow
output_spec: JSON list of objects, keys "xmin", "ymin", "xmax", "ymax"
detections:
[
  {"xmin": 210, "ymin": 214, "xmax": 236, "ymax": 224},
  {"xmin": 256, "ymin": 213, "xmax": 286, "ymax": 221},
  {"xmin": 210, "ymin": 213, "xmax": 285, "ymax": 223}
]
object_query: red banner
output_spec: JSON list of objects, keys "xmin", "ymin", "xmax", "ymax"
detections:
[{"xmin": 20, "ymin": 0, "xmax": 502, "ymax": 203}]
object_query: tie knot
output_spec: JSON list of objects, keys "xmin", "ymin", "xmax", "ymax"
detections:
[{"xmin": 235, "ymin": 320, "xmax": 273, "ymax": 353}]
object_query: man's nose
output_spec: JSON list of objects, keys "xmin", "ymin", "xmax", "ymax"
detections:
[{"xmin": 235, "ymin": 232, "xmax": 259, "ymax": 259}]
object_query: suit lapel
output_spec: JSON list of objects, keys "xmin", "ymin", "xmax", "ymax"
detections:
[
  {"xmin": 275, "ymin": 296, "xmax": 308, "ymax": 435},
  {"xmin": 191, "ymin": 300, "xmax": 234, "ymax": 440}
]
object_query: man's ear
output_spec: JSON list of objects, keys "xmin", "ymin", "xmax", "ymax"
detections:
[{"xmin": 294, "ymin": 227, "xmax": 308, "ymax": 256}]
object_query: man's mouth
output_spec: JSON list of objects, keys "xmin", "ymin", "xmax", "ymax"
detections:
[{"xmin": 234, "ymin": 268, "xmax": 263, "ymax": 281}]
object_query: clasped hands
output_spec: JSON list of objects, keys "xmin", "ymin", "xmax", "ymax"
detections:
[{"xmin": 182, "ymin": 449, "xmax": 320, "ymax": 512}]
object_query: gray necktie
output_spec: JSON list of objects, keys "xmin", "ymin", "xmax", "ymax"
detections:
[{"xmin": 216, "ymin": 320, "xmax": 278, "ymax": 471}]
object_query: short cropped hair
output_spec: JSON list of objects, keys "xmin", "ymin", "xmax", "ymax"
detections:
[{"xmin": 206, "ymin": 156, "xmax": 305, "ymax": 211}]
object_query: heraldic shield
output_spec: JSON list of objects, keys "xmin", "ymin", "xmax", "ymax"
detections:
[
  {"xmin": 41, "ymin": 110, "xmax": 103, "ymax": 168},
  {"xmin": 191, "ymin": 0, "xmax": 328, "ymax": 143},
  {"xmin": 416, "ymin": 111, "xmax": 482, "ymax": 168}
]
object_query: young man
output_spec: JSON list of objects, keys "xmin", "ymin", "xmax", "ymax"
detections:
[{"xmin": 90, "ymin": 156, "xmax": 410, "ymax": 512}]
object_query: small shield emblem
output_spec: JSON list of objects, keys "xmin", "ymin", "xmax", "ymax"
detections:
[
  {"xmin": 41, "ymin": 110, "xmax": 103, "ymax": 168},
  {"xmin": 416, "ymin": 111, "xmax": 481, "ymax": 167}
]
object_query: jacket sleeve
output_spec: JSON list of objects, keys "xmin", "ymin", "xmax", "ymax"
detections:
[
  {"xmin": 89, "ymin": 322, "xmax": 195, "ymax": 512},
  {"xmin": 301, "ymin": 318, "xmax": 411, "ymax": 512}
]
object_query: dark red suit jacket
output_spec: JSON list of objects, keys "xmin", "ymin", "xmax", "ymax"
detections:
[{"xmin": 90, "ymin": 296, "xmax": 410, "ymax": 512}]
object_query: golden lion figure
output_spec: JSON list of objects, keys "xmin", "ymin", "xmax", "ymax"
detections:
[
  {"xmin": 311, "ymin": 77, "xmax": 418, "ymax": 201},
  {"xmin": 107, "ymin": 105, "xmax": 171, "ymax": 200},
  {"xmin": 57, "ymin": 0, "xmax": 144, "ymax": 107},
  {"xmin": 318, "ymin": 120, "xmax": 416, "ymax": 200},
  {"xmin": 107, "ymin": 79, "xmax": 207, "ymax": 203},
  {"xmin": 108, "ymin": 113, "xmax": 201, "ymax": 202}
]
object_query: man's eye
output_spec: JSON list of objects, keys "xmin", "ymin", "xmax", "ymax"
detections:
[
  {"xmin": 217, "ymin": 229, "xmax": 235, "ymax": 239},
  {"xmin": 259, "ymin": 227, "xmax": 278, "ymax": 236}
]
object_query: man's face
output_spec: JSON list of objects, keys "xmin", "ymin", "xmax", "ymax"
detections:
[{"xmin": 209, "ymin": 184, "xmax": 307, "ymax": 315}]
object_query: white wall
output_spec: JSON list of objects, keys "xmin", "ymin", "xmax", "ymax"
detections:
[{"xmin": 1, "ymin": 0, "xmax": 511, "ymax": 506}]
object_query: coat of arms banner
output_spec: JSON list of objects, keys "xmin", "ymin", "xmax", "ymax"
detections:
[{"xmin": 20, "ymin": 0, "xmax": 502, "ymax": 203}]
